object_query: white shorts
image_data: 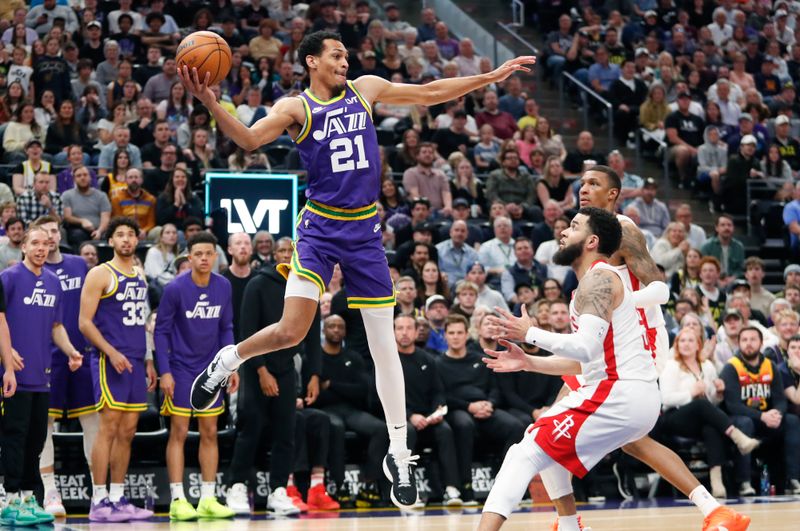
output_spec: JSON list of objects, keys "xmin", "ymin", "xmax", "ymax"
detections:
[{"xmin": 529, "ymin": 379, "xmax": 660, "ymax": 478}]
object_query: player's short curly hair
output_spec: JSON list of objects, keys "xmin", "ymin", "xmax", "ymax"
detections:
[
  {"xmin": 577, "ymin": 206, "xmax": 622, "ymax": 257},
  {"xmin": 297, "ymin": 31, "xmax": 343, "ymax": 72}
]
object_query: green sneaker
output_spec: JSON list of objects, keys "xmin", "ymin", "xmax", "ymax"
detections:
[
  {"xmin": 0, "ymin": 498, "xmax": 39, "ymax": 526},
  {"xmin": 196, "ymin": 496, "xmax": 235, "ymax": 519},
  {"xmin": 169, "ymin": 498, "xmax": 198, "ymax": 521},
  {"xmin": 23, "ymin": 495, "xmax": 55, "ymax": 524}
]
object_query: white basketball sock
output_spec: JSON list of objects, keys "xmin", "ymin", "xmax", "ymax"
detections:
[
  {"xmin": 41, "ymin": 473, "xmax": 57, "ymax": 495},
  {"xmin": 92, "ymin": 485, "xmax": 108, "ymax": 504},
  {"xmin": 361, "ymin": 307, "xmax": 408, "ymax": 452},
  {"xmin": 689, "ymin": 485, "xmax": 721, "ymax": 517},
  {"xmin": 109, "ymin": 483, "xmax": 124, "ymax": 503},
  {"xmin": 170, "ymin": 482, "xmax": 185, "ymax": 500},
  {"xmin": 39, "ymin": 419, "xmax": 55, "ymax": 470},
  {"xmin": 201, "ymin": 482, "xmax": 215, "ymax": 499},
  {"xmin": 558, "ymin": 515, "xmax": 581, "ymax": 531}
]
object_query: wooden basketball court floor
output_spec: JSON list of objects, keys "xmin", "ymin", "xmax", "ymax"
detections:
[{"xmin": 47, "ymin": 497, "xmax": 800, "ymax": 530}]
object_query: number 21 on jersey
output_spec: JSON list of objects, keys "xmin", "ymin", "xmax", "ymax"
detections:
[{"xmin": 330, "ymin": 135, "xmax": 369, "ymax": 173}]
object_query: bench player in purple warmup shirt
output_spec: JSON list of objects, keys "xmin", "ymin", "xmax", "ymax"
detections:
[
  {"xmin": 30, "ymin": 215, "xmax": 99, "ymax": 518},
  {"xmin": 181, "ymin": 30, "xmax": 535, "ymax": 508},
  {"xmin": 0, "ymin": 225, "xmax": 82, "ymax": 524},
  {"xmin": 78, "ymin": 217, "xmax": 156, "ymax": 523},
  {"xmin": 154, "ymin": 232, "xmax": 238, "ymax": 520}
]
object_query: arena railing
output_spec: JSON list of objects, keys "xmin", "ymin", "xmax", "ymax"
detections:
[
  {"xmin": 495, "ymin": 22, "xmax": 541, "ymax": 86},
  {"xmin": 559, "ymin": 72, "xmax": 615, "ymax": 152},
  {"xmin": 635, "ymin": 127, "xmax": 671, "ymax": 199}
]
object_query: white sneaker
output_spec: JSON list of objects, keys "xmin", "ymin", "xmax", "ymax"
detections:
[
  {"xmin": 790, "ymin": 479, "xmax": 800, "ymax": 495},
  {"xmin": 739, "ymin": 482, "xmax": 756, "ymax": 496},
  {"xmin": 226, "ymin": 483, "xmax": 250, "ymax": 515},
  {"xmin": 443, "ymin": 486, "xmax": 462, "ymax": 506},
  {"xmin": 44, "ymin": 488, "xmax": 66, "ymax": 517},
  {"xmin": 268, "ymin": 487, "xmax": 301, "ymax": 516}
]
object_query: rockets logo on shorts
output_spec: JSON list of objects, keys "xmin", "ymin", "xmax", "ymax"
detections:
[{"xmin": 552, "ymin": 414, "xmax": 576, "ymax": 441}]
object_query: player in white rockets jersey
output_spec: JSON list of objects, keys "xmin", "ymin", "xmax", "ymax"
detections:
[
  {"xmin": 478, "ymin": 206, "xmax": 661, "ymax": 530},
  {"xmin": 512, "ymin": 167, "xmax": 749, "ymax": 531}
]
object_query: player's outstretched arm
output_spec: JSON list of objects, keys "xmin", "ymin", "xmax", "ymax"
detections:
[
  {"xmin": 178, "ymin": 67, "xmax": 298, "ymax": 151},
  {"xmin": 618, "ymin": 221, "xmax": 663, "ymax": 286},
  {"xmin": 483, "ymin": 339, "xmax": 581, "ymax": 375},
  {"xmin": 354, "ymin": 56, "xmax": 536, "ymax": 106}
]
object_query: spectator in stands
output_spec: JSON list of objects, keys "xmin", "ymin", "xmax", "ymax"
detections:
[
  {"xmin": 720, "ymin": 132, "xmax": 762, "ymax": 215},
  {"xmin": 563, "ymin": 131, "xmax": 607, "ymax": 176},
  {"xmin": 698, "ymin": 256, "xmax": 728, "ymax": 325},
  {"xmin": 622, "ymin": 204, "xmax": 657, "ymax": 250},
  {"xmin": 756, "ymin": 56, "xmax": 782, "ymax": 101},
  {"xmin": 660, "ymin": 326, "xmax": 761, "ymax": 499},
  {"xmin": 530, "ymin": 200, "xmax": 562, "ymax": 248},
  {"xmin": 701, "ymin": 214, "xmax": 745, "ymax": 284},
  {"xmin": 98, "ymin": 126, "xmax": 143, "ymax": 179},
  {"xmin": 534, "ymin": 217, "xmax": 571, "ymax": 285},
  {"xmin": 773, "ymin": 114, "xmax": 800, "ymax": 174},
  {"xmin": 103, "ymin": 150, "xmax": 132, "ymax": 199},
  {"xmin": 402, "ymin": 143, "xmax": 452, "ymax": 216},
  {"xmin": 651, "ymin": 221, "xmax": 690, "ymax": 279},
  {"xmin": 432, "ymin": 110, "xmax": 472, "ymax": 159},
  {"xmin": 0, "ymin": 203, "xmax": 16, "ymax": 235},
  {"xmin": 16, "ymin": 173, "xmax": 62, "ymax": 225},
  {"xmin": 485, "ymin": 149, "xmax": 536, "ymax": 214},
  {"xmin": 765, "ymin": 309, "xmax": 800, "ymax": 365},
  {"xmin": 536, "ymin": 156, "xmax": 575, "ymax": 213},
  {"xmin": 722, "ymin": 327, "xmax": 800, "ymax": 496},
  {"xmin": 544, "ymin": 14, "xmax": 573, "ymax": 81},
  {"xmin": 4, "ymin": 105, "xmax": 44, "ymax": 165},
  {"xmin": 250, "ymin": 231, "xmax": 274, "ymax": 268},
  {"xmin": 110, "ymin": 168, "xmax": 156, "ymax": 237},
  {"xmin": 144, "ymin": 223, "xmax": 178, "ymax": 288},
  {"xmin": 433, "ymin": 21, "xmax": 459, "ymax": 61},
  {"xmin": 631, "ymin": 177, "xmax": 670, "ymax": 237},
  {"xmin": 608, "ymin": 59, "xmax": 648, "ymax": 145},
  {"xmin": 94, "ymin": 40, "xmax": 122, "ymax": 89},
  {"xmin": 143, "ymin": 56, "xmax": 179, "ymax": 104},
  {"xmin": 785, "ymin": 182, "xmax": 800, "ymax": 258},
  {"xmin": 46, "ymin": 103, "xmax": 90, "ymax": 170},
  {"xmin": 33, "ymin": 90, "xmax": 57, "ymax": 132},
  {"xmin": 727, "ymin": 113, "xmax": 765, "ymax": 158},
  {"xmin": 744, "ymin": 257, "xmax": 776, "ymax": 317},
  {"xmin": 394, "ymin": 314, "xmax": 463, "ymax": 505},
  {"xmin": 451, "ymin": 279, "xmax": 482, "ymax": 320},
  {"xmin": 27, "ymin": 0, "xmax": 79, "ymax": 36},
  {"xmin": 0, "ymin": 218, "xmax": 23, "ymax": 271},
  {"xmin": 141, "ymin": 120, "xmax": 177, "ymax": 169},
  {"xmin": 155, "ymin": 168, "xmax": 202, "ymax": 230},
  {"xmin": 698, "ymin": 125, "xmax": 729, "ymax": 199},
  {"xmin": 476, "ymin": 90, "xmax": 518, "ymax": 140},
  {"xmin": 11, "ymin": 139, "xmax": 52, "ymax": 195},
  {"xmin": 478, "ymin": 215, "xmax": 515, "ymax": 282},
  {"xmin": 500, "ymin": 237, "xmax": 547, "ymax": 305},
  {"xmin": 666, "ymin": 91, "xmax": 706, "ymax": 188},
  {"xmin": 451, "ymin": 38, "xmax": 480, "ymax": 78},
  {"xmin": 639, "ymin": 82, "xmax": 670, "ymax": 146},
  {"xmin": 449, "ymin": 161, "xmax": 485, "ymax": 217},
  {"xmin": 474, "ymin": 124, "xmax": 501, "ymax": 171},
  {"xmin": 417, "ymin": 7, "xmax": 438, "ymax": 43},
  {"xmin": 394, "ymin": 276, "xmax": 420, "ymax": 317},
  {"xmin": 78, "ymin": 241, "xmax": 98, "ymax": 269},
  {"xmin": 498, "ymin": 76, "xmax": 526, "ymax": 120},
  {"xmin": 674, "ymin": 203, "xmax": 708, "ymax": 250},
  {"xmin": 62, "ymin": 165, "xmax": 111, "ymax": 248},
  {"xmin": 466, "ymin": 261, "xmax": 509, "ymax": 313},
  {"xmin": 532, "ymin": 116, "xmax": 566, "ymax": 160},
  {"xmin": 437, "ymin": 314, "xmax": 525, "ymax": 499},
  {"xmin": 436, "ymin": 220, "xmax": 479, "ymax": 288},
  {"xmin": 761, "ymin": 144, "xmax": 793, "ymax": 181},
  {"xmin": 418, "ymin": 260, "xmax": 450, "ymax": 306},
  {"xmin": 587, "ymin": 45, "xmax": 620, "ymax": 98},
  {"xmin": 669, "ymin": 247, "xmax": 701, "ymax": 297},
  {"xmin": 606, "ymin": 150, "xmax": 643, "ymax": 210}
]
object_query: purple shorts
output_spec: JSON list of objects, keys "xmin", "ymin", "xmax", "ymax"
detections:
[
  {"xmin": 49, "ymin": 349, "xmax": 97, "ymax": 418},
  {"xmin": 91, "ymin": 353, "xmax": 148, "ymax": 412},
  {"xmin": 278, "ymin": 200, "xmax": 395, "ymax": 308},
  {"xmin": 160, "ymin": 364, "xmax": 224, "ymax": 417}
]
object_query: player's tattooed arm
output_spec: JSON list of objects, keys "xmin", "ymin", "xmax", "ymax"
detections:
[
  {"xmin": 618, "ymin": 222, "xmax": 663, "ymax": 285},
  {"xmin": 573, "ymin": 269, "xmax": 620, "ymax": 322}
]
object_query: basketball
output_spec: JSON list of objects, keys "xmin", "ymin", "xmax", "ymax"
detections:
[{"xmin": 176, "ymin": 31, "xmax": 232, "ymax": 86}]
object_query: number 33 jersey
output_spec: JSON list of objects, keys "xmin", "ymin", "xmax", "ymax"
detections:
[
  {"xmin": 95, "ymin": 262, "xmax": 148, "ymax": 360},
  {"xmin": 295, "ymin": 81, "xmax": 381, "ymax": 209}
]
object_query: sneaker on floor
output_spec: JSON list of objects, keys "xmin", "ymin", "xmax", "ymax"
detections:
[
  {"xmin": 739, "ymin": 482, "xmax": 756, "ymax": 497},
  {"xmin": 191, "ymin": 345, "xmax": 236, "ymax": 410},
  {"xmin": 460, "ymin": 484, "xmax": 479, "ymax": 507},
  {"xmin": 196, "ymin": 496, "xmax": 235, "ymax": 519},
  {"xmin": 267, "ymin": 487, "xmax": 301, "ymax": 516},
  {"xmin": 355, "ymin": 482, "xmax": 382, "ymax": 508},
  {"xmin": 383, "ymin": 450, "xmax": 420, "ymax": 509},
  {"xmin": 114, "ymin": 496, "xmax": 153, "ymax": 520},
  {"xmin": 226, "ymin": 483, "xmax": 251, "ymax": 515},
  {"xmin": 169, "ymin": 498, "xmax": 198, "ymax": 521},
  {"xmin": 334, "ymin": 486, "xmax": 354, "ymax": 509},
  {"xmin": 88, "ymin": 497, "xmax": 129, "ymax": 523},
  {"xmin": 612, "ymin": 462, "xmax": 634, "ymax": 501},
  {"xmin": 789, "ymin": 479, "xmax": 800, "ymax": 495},
  {"xmin": 43, "ymin": 489, "xmax": 66, "ymax": 517},
  {"xmin": 702, "ymin": 506, "xmax": 751, "ymax": 531},
  {"xmin": 0, "ymin": 498, "xmax": 39, "ymax": 527},
  {"xmin": 285, "ymin": 485, "xmax": 309, "ymax": 512},
  {"xmin": 22, "ymin": 495, "xmax": 55, "ymax": 524},
  {"xmin": 443, "ymin": 486, "xmax": 462, "ymax": 507},
  {"xmin": 550, "ymin": 516, "xmax": 592, "ymax": 530},
  {"xmin": 306, "ymin": 484, "xmax": 340, "ymax": 511}
]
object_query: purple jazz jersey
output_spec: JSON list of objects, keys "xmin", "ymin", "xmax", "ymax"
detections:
[
  {"xmin": 295, "ymin": 80, "xmax": 381, "ymax": 209},
  {"xmin": 0, "ymin": 263, "xmax": 63, "ymax": 392},
  {"xmin": 45, "ymin": 256, "xmax": 95, "ymax": 417},
  {"xmin": 91, "ymin": 262, "xmax": 148, "ymax": 410},
  {"xmin": 155, "ymin": 272, "xmax": 233, "ymax": 416},
  {"xmin": 285, "ymin": 81, "xmax": 394, "ymax": 308}
]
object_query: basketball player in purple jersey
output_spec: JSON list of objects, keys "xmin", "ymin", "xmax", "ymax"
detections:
[
  {"xmin": 181, "ymin": 30, "xmax": 535, "ymax": 508},
  {"xmin": 154, "ymin": 232, "xmax": 238, "ymax": 521},
  {"xmin": 79, "ymin": 217, "xmax": 156, "ymax": 523},
  {"xmin": 30, "ymin": 216, "xmax": 99, "ymax": 517},
  {"xmin": 0, "ymin": 225, "xmax": 82, "ymax": 526}
]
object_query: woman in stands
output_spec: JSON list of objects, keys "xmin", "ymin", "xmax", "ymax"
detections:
[
  {"xmin": 670, "ymin": 248, "xmax": 703, "ymax": 295},
  {"xmin": 0, "ymin": 82, "xmax": 25, "ymax": 124},
  {"xmin": 3, "ymin": 103, "xmax": 43, "ymax": 163},
  {"xmin": 106, "ymin": 59, "xmax": 137, "ymax": 110},
  {"xmin": 536, "ymin": 155, "xmax": 574, "ymax": 212},
  {"xmin": 416, "ymin": 260, "xmax": 451, "ymax": 307},
  {"xmin": 651, "ymin": 222, "xmax": 690, "ymax": 279},
  {"xmin": 639, "ymin": 82, "xmax": 670, "ymax": 147},
  {"xmin": 155, "ymin": 167, "xmax": 203, "ymax": 230},
  {"xmin": 77, "ymin": 85, "xmax": 106, "ymax": 146},
  {"xmin": 144, "ymin": 223, "xmax": 179, "ymax": 287},
  {"xmin": 379, "ymin": 177, "xmax": 410, "ymax": 219},
  {"xmin": 761, "ymin": 144, "xmax": 793, "ymax": 180},
  {"xmin": 34, "ymin": 90, "xmax": 57, "ymax": 130},
  {"xmin": 515, "ymin": 125, "xmax": 538, "ymax": 169},
  {"xmin": 730, "ymin": 52, "xmax": 755, "ymax": 92},
  {"xmin": 156, "ymin": 81, "xmax": 192, "ymax": 139},
  {"xmin": 177, "ymin": 107, "xmax": 215, "ymax": 151},
  {"xmin": 659, "ymin": 327, "xmax": 760, "ymax": 499},
  {"xmin": 94, "ymin": 101, "xmax": 128, "ymax": 149},
  {"xmin": 101, "ymin": 149, "xmax": 131, "ymax": 198},
  {"xmin": 184, "ymin": 128, "xmax": 225, "ymax": 182},
  {"xmin": 390, "ymin": 128, "xmax": 422, "ymax": 172},
  {"xmin": 46, "ymin": 100, "xmax": 90, "ymax": 166},
  {"xmin": 532, "ymin": 116, "xmax": 565, "ymax": 160},
  {"xmin": 450, "ymin": 158, "xmax": 486, "ymax": 215}
]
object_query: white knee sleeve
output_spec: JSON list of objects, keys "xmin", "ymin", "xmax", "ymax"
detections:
[
  {"xmin": 39, "ymin": 418, "xmax": 55, "ymax": 470},
  {"xmin": 285, "ymin": 272, "xmax": 321, "ymax": 301},
  {"xmin": 360, "ymin": 306, "xmax": 406, "ymax": 426},
  {"xmin": 540, "ymin": 464, "xmax": 574, "ymax": 500},
  {"xmin": 80, "ymin": 413, "xmax": 100, "ymax": 469}
]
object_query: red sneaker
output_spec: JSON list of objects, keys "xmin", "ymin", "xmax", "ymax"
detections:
[
  {"xmin": 306, "ymin": 484, "xmax": 340, "ymax": 511},
  {"xmin": 285, "ymin": 485, "xmax": 309, "ymax": 513},
  {"xmin": 550, "ymin": 515, "xmax": 591, "ymax": 530},
  {"xmin": 702, "ymin": 506, "xmax": 751, "ymax": 531}
]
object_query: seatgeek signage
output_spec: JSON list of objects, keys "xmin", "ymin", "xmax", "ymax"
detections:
[{"xmin": 205, "ymin": 172, "xmax": 298, "ymax": 239}]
